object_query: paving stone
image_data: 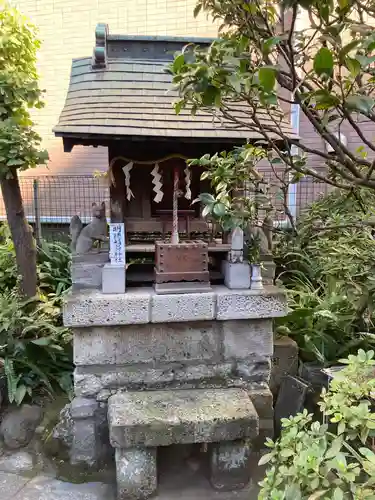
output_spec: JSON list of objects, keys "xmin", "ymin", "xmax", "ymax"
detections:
[
  {"xmin": 14, "ymin": 475, "xmax": 115, "ymax": 500},
  {"xmin": 108, "ymin": 388, "xmax": 259, "ymax": 448},
  {"xmin": 0, "ymin": 471, "xmax": 30, "ymax": 500},
  {"xmin": 0, "ymin": 405, "xmax": 43, "ymax": 450},
  {"xmin": 0, "ymin": 451, "xmax": 35, "ymax": 475}
]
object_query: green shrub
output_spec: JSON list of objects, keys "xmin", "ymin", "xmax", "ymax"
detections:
[
  {"xmin": 0, "ymin": 224, "xmax": 18, "ymax": 291},
  {"xmin": 37, "ymin": 239, "xmax": 71, "ymax": 298},
  {"xmin": 0, "ymin": 293, "xmax": 72, "ymax": 405},
  {"xmin": 0, "ymin": 223, "xmax": 72, "ymax": 297},
  {"xmin": 258, "ymin": 350, "xmax": 375, "ymax": 500},
  {"xmin": 275, "ymin": 188, "xmax": 375, "ymax": 365},
  {"xmin": 0, "ymin": 225, "xmax": 73, "ymax": 404}
]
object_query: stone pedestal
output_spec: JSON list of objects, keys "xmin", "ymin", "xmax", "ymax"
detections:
[
  {"xmin": 63, "ymin": 285, "xmax": 287, "ymax": 487},
  {"xmin": 223, "ymin": 261, "xmax": 251, "ymax": 289},
  {"xmin": 209, "ymin": 440, "xmax": 253, "ymax": 491},
  {"xmin": 116, "ymin": 447, "xmax": 157, "ymax": 500},
  {"xmin": 102, "ymin": 263, "xmax": 126, "ymax": 294},
  {"xmin": 71, "ymin": 252, "xmax": 109, "ymax": 290}
]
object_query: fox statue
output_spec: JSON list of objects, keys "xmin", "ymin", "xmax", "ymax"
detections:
[{"xmin": 70, "ymin": 202, "xmax": 108, "ymax": 254}]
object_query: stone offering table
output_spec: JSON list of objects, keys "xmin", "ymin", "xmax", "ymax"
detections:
[
  {"xmin": 63, "ymin": 285, "xmax": 287, "ymax": 499},
  {"xmin": 109, "ymin": 389, "xmax": 258, "ymax": 497}
]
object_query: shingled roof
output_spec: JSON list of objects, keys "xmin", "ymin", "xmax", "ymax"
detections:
[{"xmin": 54, "ymin": 24, "xmax": 297, "ymax": 144}]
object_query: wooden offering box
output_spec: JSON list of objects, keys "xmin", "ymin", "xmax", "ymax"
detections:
[{"xmin": 155, "ymin": 240, "xmax": 209, "ymax": 284}]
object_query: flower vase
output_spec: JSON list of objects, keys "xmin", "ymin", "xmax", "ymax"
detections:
[{"xmin": 251, "ymin": 264, "xmax": 263, "ymax": 290}]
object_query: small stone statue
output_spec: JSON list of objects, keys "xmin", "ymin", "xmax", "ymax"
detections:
[
  {"xmin": 70, "ymin": 202, "xmax": 108, "ymax": 254},
  {"xmin": 245, "ymin": 214, "xmax": 273, "ymax": 257}
]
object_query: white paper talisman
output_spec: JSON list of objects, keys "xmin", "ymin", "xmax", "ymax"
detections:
[{"xmin": 109, "ymin": 223, "xmax": 125, "ymax": 265}]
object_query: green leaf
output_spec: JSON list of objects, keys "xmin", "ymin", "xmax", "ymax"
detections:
[
  {"xmin": 308, "ymin": 492, "xmax": 328, "ymax": 500},
  {"xmin": 338, "ymin": 421, "xmax": 346, "ymax": 434},
  {"xmin": 172, "ymin": 54, "xmax": 185, "ymax": 73},
  {"xmin": 193, "ymin": 3, "xmax": 202, "ymax": 17},
  {"xmin": 198, "ymin": 192, "xmax": 215, "ymax": 205},
  {"xmin": 313, "ymin": 89, "xmax": 340, "ymax": 109},
  {"xmin": 345, "ymin": 57, "xmax": 361, "ymax": 78},
  {"xmin": 291, "ymin": 172, "xmax": 305, "ymax": 183},
  {"xmin": 271, "ymin": 157, "xmax": 283, "ymax": 164},
  {"xmin": 15, "ymin": 385, "xmax": 27, "ymax": 406},
  {"xmin": 6, "ymin": 159, "xmax": 25, "ymax": 166},
  {"xmin": 345, "ymin": 95, "xmax": 375, "ymax": 114},
  {"xmin": 228, "ymin": 74, "xmax": 241, "ymax": 93},
  {"xmin": 258, "ymin": 453, "xmax": 273, "ymax": 465},
  {"xmin": 31, "ymin": 337, "xmax": 52, "ymax": 346},
  {"xmin": 326, "ymin": 437, "xmax": 343, "ymax": 458},
  {"xmin": 174, "ymin": 100, "xmax": 184, "ymax": 115},
  {"xmin": 262, "ymin": 36, "xmax": 281, "ymax": 55},
  {"xmin": 339, "ymin": 40, "xmax": 360, "ymax": 61},
  {"xmin": 333, "ymin": 489, "xmax": 344, "ymax": 500},
  {"xmin": 280, "ymin": 448, "xmax": 294, "ymax": 458},
  {"xmin": 202, "ymin": 85, "xmax": 220, "ymax": 106},
  {"xmin": 356, "ymin": 55, "xmax": 375, "ymax": 67},
  {"xmin": 314, "ymin": 47, "xmax": 334, "ymax": 77},
  {"xmin": 258, "ymin": 67, "xmax": 276, "ymax": 92},
  {"xmin": 213, "ymin": 202, "xmax": 227, "ymax": 217},
  {"xmin": 338, "ymin": 0, "xmax": 348, "ymax": 8},
  {"xmin": 260, "ymin": 92, "xmax": 278, "ymax": 106},
  {"xmin": 202, "ymin": 205, "xmax": 212, "ymax": 218}
]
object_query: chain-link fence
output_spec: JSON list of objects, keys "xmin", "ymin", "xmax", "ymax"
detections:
[
  {"xmin": 0, "ymin": 174, "xmax": 330, "ymax": 241},
  {"xmin": 0, "ymin": 176, "xmax": 110, "ymax": 242}
]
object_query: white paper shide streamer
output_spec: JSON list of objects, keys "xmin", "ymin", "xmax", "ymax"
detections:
[
  {"xmin": 184, "ymin": 165, "xmax": 191, "ymax": 200},
  {"xmin": 151, "ymin": 163, "xmax": 163, "ymax": 203},
  {"xmin": 122, "ymin": 162, "xmax": 134, "ymax": 201}
]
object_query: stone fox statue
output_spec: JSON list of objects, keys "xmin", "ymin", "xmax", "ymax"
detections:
[{"xmin": 70, "ymin": 202, "xmax": 107, "ymax": 254}]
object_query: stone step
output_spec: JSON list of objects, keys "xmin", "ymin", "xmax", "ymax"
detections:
[{"xmin": 108, "ymin": 388, "xmax": 259, "ymax": 449}]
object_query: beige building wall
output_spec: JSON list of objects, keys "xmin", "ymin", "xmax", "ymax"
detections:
[{"xmin": 15, "ymin": 0, "xmax": 219, "ymax": 177}]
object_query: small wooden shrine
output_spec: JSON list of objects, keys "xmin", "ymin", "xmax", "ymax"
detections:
[
  {"xmin": 54, "ymin": 24, "xmax": 296, "ymax": 287},
  {"xmin": 56, "ymin": 25, "xmax": 291, "ymax": 500}
]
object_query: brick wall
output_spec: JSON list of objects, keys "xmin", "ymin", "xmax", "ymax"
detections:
[{"xmin": 15, "ymin": 0, "xmax": 219, "ymax": 177}]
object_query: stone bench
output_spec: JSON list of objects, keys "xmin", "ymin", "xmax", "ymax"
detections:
[{"xmin": 108, "ymin": 388, "xmax": 259, "ymax": 499}]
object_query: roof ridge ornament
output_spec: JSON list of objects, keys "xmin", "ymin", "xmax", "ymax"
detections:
[{"xmin": 92, "ymin": 23, "xmax": 108, "ymax": 69}]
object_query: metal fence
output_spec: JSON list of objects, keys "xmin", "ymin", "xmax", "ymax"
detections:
[
  {"xmin": 0, "ymin": 176, "xmax": 110, "ymax": 241},
  {"xmin": 0, "ymin": 174, "xmax": 330, "ymax": 239}
]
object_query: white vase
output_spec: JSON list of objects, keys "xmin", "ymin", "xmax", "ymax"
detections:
[{"xmin": 251, "ymin": 264, "xmax": 263, "ymax": 290}]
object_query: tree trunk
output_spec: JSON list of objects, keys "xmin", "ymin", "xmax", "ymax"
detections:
[{"xmin": 1, "ymin": 168, "xmax": 37, "ymax": 297}]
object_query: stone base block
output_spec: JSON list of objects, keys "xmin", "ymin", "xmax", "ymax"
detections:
[
  {"xmin": 261, "ymin": 259, "xmax": 276, "ymax": 285},
  {"xmin": 209, "ymin": 439, "xmax": 252, "ymax": 491},
  {"xmin": 71, "ymin": 252, "xmax": 109, "ymax": 290},
  {"xmin": 270, "ymin": 336, "xmax": 299, "ymax": 396},
  {"xmin": 154, "ymin": 282, "xmax": 211, "ymax": 294},
  {"xmin": 223, "ymin": 261, "xmax": 251, "ymax": 290},
  {"xmin": 102, "ymin": 263, "xmax": 126, "ymax": 294},
  {"xmin": 116, "ymin": 447, "xmax": 157, "ymax": 500},
  {"xmin": 70, "ymin": 397, "xmax": 100, "ymax": 467}
]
